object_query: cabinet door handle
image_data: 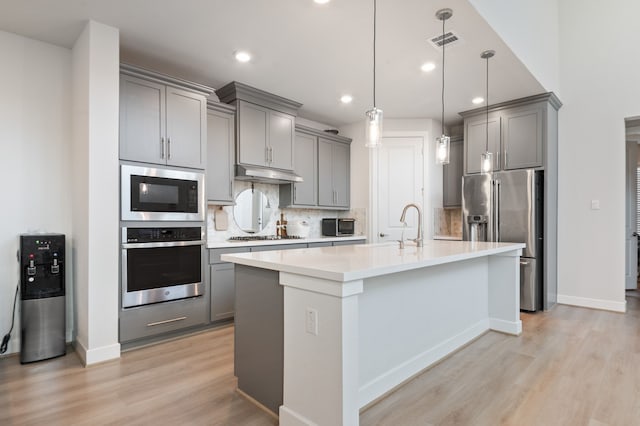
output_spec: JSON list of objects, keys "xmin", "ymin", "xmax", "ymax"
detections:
[
  {"xmin": 147, "ymin": 316, "xmax": 186, "ymax": 327},
  {"xmin": 293, "ymin": 185, "xmax": 297, "ymax": 202},
  {"xmin": 167, "ymin": 138, "xmax": 172, "ymax": 160},
  {"xmin": 504, "ymin": 151, "xmax": 508, "ymax": 167},
  {"xmin": 229, "ymin": 181, "xmax": 233, "ymax": 197},
  {"xmin": 269, "ymin": 147, "xmax": 273, "ymax": 163},
  {"xmin": 265, "ymin": 146, "xmax": 269, "ymax": 163},
  {"xmin": 160, "ymin": 137, "xmax": 165, "ymax": 159}
]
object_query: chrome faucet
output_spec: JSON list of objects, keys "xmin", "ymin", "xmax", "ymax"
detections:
[{"xmin": 400, "ymin": 203, "xmax": 423, "ymax": 247}]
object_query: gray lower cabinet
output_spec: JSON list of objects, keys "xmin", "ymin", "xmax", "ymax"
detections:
[
  {"xmin": 308, "ymin": 242, "xmax": 333, "ymax": 248},
  {"xmin": 443, "ymin": 136, "xmax": 463, "ymax": 207},
  {"xmin": 318, "ymin": 138, "xmax": 350, "ymax": 209},
  {"xmin": 119, "ymin": 64, "xmax": 211, "ymax": 169},
  {"xmin": 120, "ymin": 296, "xmax": 207, "ymax": 343},
  {"xmin": 251, "ymin": 243, "xmax": 307, "ymax": 252},
  {"xmin": 207, "ymin": 102, "xmax": 235, "ymax": 204},
  {"xmin": 209, "ymin": 247, "xmax": 249, "ymax": 323},
  {"xmin": 210, "ymin": 263, "xmax": 235, "ymax": 321}
]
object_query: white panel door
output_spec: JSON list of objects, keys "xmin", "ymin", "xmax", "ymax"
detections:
[
  {"xmin": 625, "ymin": 140, "xmax": 638, "ymax": 289},
  {"xmin": 377, "ymin": 137, "xmax": 424, "ymax": 243}
]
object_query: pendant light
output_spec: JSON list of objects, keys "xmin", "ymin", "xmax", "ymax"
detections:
[
  {"xmin": 480, "ymin": 50, "xmax": 495, "ymax": 173},
  {"xmin": 365, "ymin": 0, "xmax": 383, "ymax": 148},
  {"xmin": 435, "ymin": 8, "xmax": 452, "ymax": 165}
]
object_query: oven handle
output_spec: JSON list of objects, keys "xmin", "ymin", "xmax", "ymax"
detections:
[{"xmin": 122, "ymin": 240, "xmax": 205, "ymax": 249}]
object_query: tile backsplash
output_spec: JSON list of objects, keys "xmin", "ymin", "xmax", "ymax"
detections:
[
  {"xmin": 434, "ymin": 207, "xmax": 462, "ymax": 238},
  {"xmin": 207, "ymin": 181, "xmax": 366, "ymax": 245}
]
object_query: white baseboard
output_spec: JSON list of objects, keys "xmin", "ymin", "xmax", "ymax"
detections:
[
  {"xmin": 279, "ymin": 405, "xmax": 316, "ymax": 426},
  {"xmin": 489, "ymin": 318, "xmax": 522, "ymax": 335},
  {"xmin": 557, "ymin": 294, "xmax": 626, "ymax": 313},
  {"xmin": 74, "ymin": 338, "xmax": 120, "ymax": 366},
  {"xmin": 358, "ymin": 319, "xmax": 490, "ymax": 408}
]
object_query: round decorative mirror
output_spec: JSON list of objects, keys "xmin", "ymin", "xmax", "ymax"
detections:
[{"xmin": 233, "ymin": 188, "xmax": 273, "ymax": 233}]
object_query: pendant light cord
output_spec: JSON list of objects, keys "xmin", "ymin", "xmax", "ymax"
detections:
[
  {"xmin": 441, "ymin": 15, "xmax": 445, "ymax": 136},
  {"xmin": 485, "ymin": 54, "xmax": 489, "ymax": 152},
  {"xmin": 373, "ymin": 0, "xmax": 377, "ymax": 108}
]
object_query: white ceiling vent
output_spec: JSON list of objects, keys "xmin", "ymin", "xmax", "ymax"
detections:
[{"xmin": 429, "ymin": 30, "xmax": 462, "ymax": 50}]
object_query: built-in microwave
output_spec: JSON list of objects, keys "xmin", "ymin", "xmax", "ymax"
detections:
[
  {"xmin": 121, "ymin": 164, "xmax": 205, "ymax": 221},
  {"xmin": 322, "ymin": 218, "xmax": 355, "ymax": 236}
]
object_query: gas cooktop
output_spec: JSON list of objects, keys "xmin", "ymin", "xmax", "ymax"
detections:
[{"xmin": 227, "ymin": 235, "xmax": 304, "ymax": 242}]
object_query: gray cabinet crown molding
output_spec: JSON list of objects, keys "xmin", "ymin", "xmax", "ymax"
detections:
[
  {"xmin": 216, "ymin": 81, "xmax": 303, "ymax": 116},
  {"xmin": 295, "ymin": 124, "xmax": 352, "ymax": 145},
  {"xmin": 207, "ymin": 100, "xmax": 236, "ymax": 114},
  {"xmin": 459, "ymin": 92, "xmax": 562, "ymax": 118},
  {"xmin": 120, "ymin": 63, "xmax": 214, "ymax": 97}
]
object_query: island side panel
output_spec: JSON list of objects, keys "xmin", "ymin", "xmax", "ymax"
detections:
[
  {"xmin": 488, "ymin": 249, "xmax": 523, "ymax": 335},
  {"xmin": 279, "ymin": 282, "xmax": 361, "ymax": 426},
  {"xmin": 357, "ymin": 257, "xmax": 490, "ymax": 407},
  {"xmin": 234, "ymin": 265, "xmax": 283, "ymax": 414}
]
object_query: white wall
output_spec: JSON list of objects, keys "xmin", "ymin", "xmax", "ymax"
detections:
[
  {"xmin": 471, "ymin": 0, "xmax": 639, "ymax": 311},
  {"xmin": 0, "ymin": 30, "xmax": 72, "ymax": 355},
  {"xmin": 71, "ymin": 21, "xmax": 121, "ymax": 364},
  {"xmin": 339, "ymin": 118, "xmax": 443, "ymax": 241},
  {"xmin": 468, "ymin": 0, "xmax": 560, "ymax": 95}
]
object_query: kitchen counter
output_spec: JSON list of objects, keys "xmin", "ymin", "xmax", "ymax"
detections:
[
  {"xmin": 207, "ymin": 235, "xmax": 365, "ymax": 249},
  {"xmin": 223, "ymin": 240, "xmax": 524, "ymax": 425}
]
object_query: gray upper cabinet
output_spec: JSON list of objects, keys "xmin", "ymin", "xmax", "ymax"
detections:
[
  {"xmin": 235, "ymin": 101, "xmax": 295, "ymax": 170},
  {"xmin": 280, "ymin": 131, "xmax": 317, "ymax": 207},
  {"xmin": 280, "ymin": 125, "xmax": 351, "ymax": 210},
  {"xmin": 464, "ymin": 114, "xmax": 501, "ymax": 174},
  {"xmin": 119, "ymin": 64, "xmax": 212, "ymax": 169},
  {"xmin": 217, "ymin": 82, "xmax": 301, "ymax": 172},
  {"xmin": 207, "ymin": 102, "xmax": 236, "ymax": 204},
  {"xmin": 460, "ymin": 93, "xmax": 559, "ymax": 174},
  {"xmin": 502, "ymin": 104, "xmax": 543, "ymax": 170},
  {"xmin": 318, "ymin": 137, "xmax": 350, "ymax": 209},
  {"xmin": 443, "ymin": 136, "xmax": 463, "ymax": 207}
]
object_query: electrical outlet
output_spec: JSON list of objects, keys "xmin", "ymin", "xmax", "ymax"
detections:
[
  {"xmin": 591, "ymin": 199, "xmax": 600, "ymax": 210},
  {"xmin": 305, "ymin": 307, "xmax": 318, "ymax": 336}
]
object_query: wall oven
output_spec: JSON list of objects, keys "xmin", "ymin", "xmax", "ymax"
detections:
[
  {"xmin": 121, "ymin": 164, "xmax": 205, "ymax": 221},
  {"xmin": 121, "ymin": 226, "xmax": 204, "ymax": 308}
]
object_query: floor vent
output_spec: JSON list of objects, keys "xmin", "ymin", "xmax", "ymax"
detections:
[{"xmin": 429, "ymin": 30, "xmax": 462, "ymax": 50}]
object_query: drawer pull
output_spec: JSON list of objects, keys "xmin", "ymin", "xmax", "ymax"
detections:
[{"xmin": 147, "ymin": 316, "xmax": 187, "ymax": 327}]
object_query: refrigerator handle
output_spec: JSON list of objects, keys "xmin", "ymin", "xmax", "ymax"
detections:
[{"xmin": 494, "ymin": 179, "xmax": 501, "ymax": 242}]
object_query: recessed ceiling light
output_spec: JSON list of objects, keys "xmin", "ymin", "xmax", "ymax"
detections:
[
  {"xmin": 421, "ymin": 62, "xmax": 436, "ymax": 72},
  {"xmin": 234, "ymin": 51, "xmax": 251, "ymax": 63},
  {"xmin": 340, "ymin": 95, "xmax": 353, "ymax": 104},
  {"xmin": 472, "ymin": 97, "xmax": 484, "ymax": 105},
  {"xmin": 314, "ymin": 0, "xmax": 330, "ymax": 4}
]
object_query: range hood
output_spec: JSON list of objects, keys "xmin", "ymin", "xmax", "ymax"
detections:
[{"xmin": 235, "ymin": 165, "xmax": 303, "ymax": 184}]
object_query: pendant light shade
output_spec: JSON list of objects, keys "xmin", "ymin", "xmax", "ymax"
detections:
[
  {"xmin": 365, "ymin": 0, "xmax": 382, "ymax": 148},
  {"xmin": 365, "ymin": 107, "xmax": 383, "ymax": 148},
  {"xmin": 480, "ymin": 49, "xmax": 495, "ymax": 174},
  {"xmin": 435, "ymin": 8, "xmax": 452, "ymax": 165}
]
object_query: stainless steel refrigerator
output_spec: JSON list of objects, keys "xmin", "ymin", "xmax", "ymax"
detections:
[{"xmin": 462, "ymin": 169, "xmax": 543, "ymax": 311}]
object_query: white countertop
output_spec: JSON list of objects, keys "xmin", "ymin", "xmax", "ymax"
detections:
[
  {"xmin": 433, "ymin": 235, "xmax": 463, "ymax": 241},
  {"xmin": 207, "ymin": 235, "xmax": 366, "ymax": 249},
  {"xmin": 221, "ymin": 240, "xmax": 525, "ymax": 282}
]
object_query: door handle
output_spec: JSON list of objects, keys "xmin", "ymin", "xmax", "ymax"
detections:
[
  {"xmin": 379, "ymin": 233, "xmax": 387, "ymax": 237},
  {"xmin": 160, "ymin": 137, "xmax": 165, "ymax": 159},
  {"xmin": 167, "ymin": 138, "xmax": 171, "ymax": 160}
]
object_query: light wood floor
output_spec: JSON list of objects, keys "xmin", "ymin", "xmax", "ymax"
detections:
[{"xmin": 2, "ymin": 293, "xmax": 640, "ymax": 426}]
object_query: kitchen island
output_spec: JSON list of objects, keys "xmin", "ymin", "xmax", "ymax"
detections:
[{"xmin": 222, "ymin": 240, "xmax": 525, "ymax": 426}]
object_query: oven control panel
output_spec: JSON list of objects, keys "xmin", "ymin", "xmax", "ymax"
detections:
[{"xmin": 125, "ymin": 227, "xmax": 203, "ymax": 243}]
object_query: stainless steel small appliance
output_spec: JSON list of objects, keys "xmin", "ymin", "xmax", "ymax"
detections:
[
  {"xmin": 121, "ymin": 226, "xmax": 205, "ymax": 308},
  {"xmin": 322, "ymin": 218, "xmax": 355, "ymax": 236},
  {"xmin": 121, "ymin": 164, "xmax": 205, "ymax": 222},
  {"xmin": 462, "ymin": 169, "xmax": 543, "ymax": 311},
  {"xmin": 20, "ymin": 234, "xmax": 66, "ymax": 363}
]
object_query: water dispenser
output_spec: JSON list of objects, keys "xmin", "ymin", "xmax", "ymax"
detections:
[
  {"xmin": 466, "ymin": 215, "xmax": 488, "ymax": 242},
  {"xmin": 19, "ymin": 234, "xmax": 66, "ymax": 363}
]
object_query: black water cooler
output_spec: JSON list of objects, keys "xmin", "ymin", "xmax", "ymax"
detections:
[{"xmin": 20, "ymin": 234, "xmax": 66, "ymax": 363}]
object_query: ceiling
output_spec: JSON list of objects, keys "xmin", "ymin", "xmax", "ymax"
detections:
[{"xmin": 0, "ymin": 0, "xmax": 544, "ymax": 127}]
